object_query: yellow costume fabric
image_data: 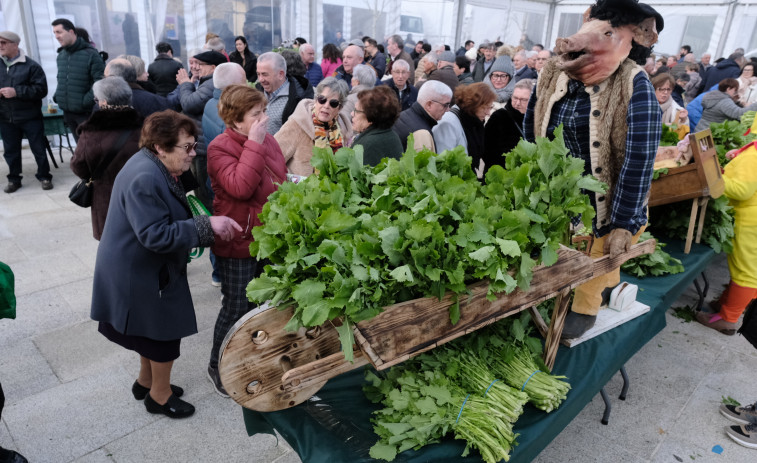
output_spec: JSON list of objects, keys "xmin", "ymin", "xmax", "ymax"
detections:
[
  {"xmin": 571, "ymin": 226, "xmax": 646, "ymax": 316},
  {"xmin": 723, "ymin": 144, "xmax": 757, "ymax": 289}
]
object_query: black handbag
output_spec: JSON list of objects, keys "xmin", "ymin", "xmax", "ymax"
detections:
[
  {"xmin": 738, "ymin": 298, "xmax": 757, "ymax": 350},
  {"xmin": 69, "ymin": 130, "xmax": 132, "ymax": 208}
]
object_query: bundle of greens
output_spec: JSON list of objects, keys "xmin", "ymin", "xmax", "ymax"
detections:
[
  {"xmin": 247, "ymin": 128, "xmax": 605, "ymax": 358},
  {"xmin": 648, "ymin": 195, "xmax": 734, "ymax": 254},
  {"xmin": 364, "ymin": 314, "xmax": 571, "ymax": 462},
  {"xmin": 620, "ymin": 231, "xmax": 684, "ymax": 278},
  {"xmin": 660, "ymin": 124, "xmax": 681, "ymax": 146},
  {"xmin": 710, "ymin": 117, "xmax": 757, "ymax": 167}
]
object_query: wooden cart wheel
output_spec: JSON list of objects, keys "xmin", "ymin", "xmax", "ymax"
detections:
[{"xmin": 218, "ymin": 305, "xmax": 343, "ymax": 411}]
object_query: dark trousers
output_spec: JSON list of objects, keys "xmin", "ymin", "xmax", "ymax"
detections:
[
  {"xmin": 0, "ymin": 119, "xmax": 51, "ymax": 183},
  {"xmin": 209, "ymin": 256, "xmax": 261, "ymax": 369},
  {"xmin": 63, "ymin": 111, "xmax": 89, "ymax": 142}
]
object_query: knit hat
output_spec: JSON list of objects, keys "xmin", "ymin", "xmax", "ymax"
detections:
[
  {"xmin": 489, "ymin": 55, "xmax": 515, "ymax": 77},
  {"xmin": 438, "ymin": 51, "xmax": 456, "ymax": 64},
  {"xmin": 0, "ymin": 31, "xmax": 20, "ymax": 44},
  {"xmin": 193, "ymin": 50, "xmax": 226, "ymax": 66}
]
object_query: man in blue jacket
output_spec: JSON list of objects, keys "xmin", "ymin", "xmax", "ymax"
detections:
[
  {"xmin": 0, "ymin": 31, "xmax": 52, "ymax": 193},
  {"xmin": 51, "ymin": 18, "xmax": 104, "ymax": 141}
]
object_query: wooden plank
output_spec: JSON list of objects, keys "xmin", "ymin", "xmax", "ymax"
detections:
[
  {"xmin": 685, "ymin": 198, "xmax": 697, "ymax": 254},
  {"xmin": 587, "ymin": 239, "xmax": 656, "ymax": 278},
  {"xmin": 281, "ymin": 350, "xmax": 369, "ymax": 392},
  {"xmin": 543, "ymin": 288, "xmax": 572, "ymax": 370},
  {"xmin": 356, "ymin": 247, "xmax": 595, "ymax": 367},
  {"xmin": 529, "ymin": 306, "xmax": 549, "ymax": 339},
  {"xmin": 696, "ymin": 197, "xmax": 709, "ymax": 244}
]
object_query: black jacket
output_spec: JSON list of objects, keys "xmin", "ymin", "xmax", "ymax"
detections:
[
  {"xmin": 513, "ymin": 66, "xmax": 538, "ymax": 83},
  {"xmin": 0, "ymin": 51, "xmax": 47, "ymax": 123},
  {"xmin": 333, "ymin": 65, "xmax": 353, "ymax": 89},
  {"xmin": 393, "ymin": 101, "xmax": 438, "ymax": 150},
  {"xmin": 54, "ymin": 37, "xmax": 104, "ymax": 114},
  {"xmin": 484, "ymin": 102, "xmax": 524, "ymax": 173},
  {"xmin": 255, "ymin": 74, "xmax": 314, "ymax": 127},
  {"xmin": 229, "ymin": 50, "xmax": 257, "ymax": 82},
  {"xmin": 699, "ymin": 59, "xmax": 741, "ymax": 94},
  {"xmin": 383, "ymin": 79, "xmax": 418, "ymax": 111},
  {"xmin": 148, "ymin": 54, "xmax": 183, "ymax": 96},
  {"xmin": 128, "ymin": 82, "xmax": 169, "ymax": 118}
]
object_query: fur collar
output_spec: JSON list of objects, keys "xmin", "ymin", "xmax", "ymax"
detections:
[{"xmin": 78, "ymin": 107, "xmax": 143, "ymax": 132}]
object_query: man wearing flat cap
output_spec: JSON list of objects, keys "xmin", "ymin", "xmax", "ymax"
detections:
[
  {"xmin": 0, "ymin": 31, "xmax": 52, "ymax": 193},
  {"xmin": 169, "ymin": 49, "xmax": 226, "ymax": 209},
  {"xmin": 525, "ymin": 0, "xmax": 664, "ymax": 339}
]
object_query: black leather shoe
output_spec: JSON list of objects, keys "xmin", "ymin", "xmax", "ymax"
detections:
[
  {"xmin": 144, "ymin": 393, "xmax": 195, "ymax": 418},
  {"xmin": 131, "ymin": 380, "xmax": 185, "ymax": 400},
  {"xmin": 560, "ymin": 312, "xmax": 597, "ymax": 339},
  {"xmin": 0, "ymin": 447, "xmax": 29, "ymax": 463},
  {"xmin": 3, "ymin": 182, "xmax": 21, "ymax": 194}
]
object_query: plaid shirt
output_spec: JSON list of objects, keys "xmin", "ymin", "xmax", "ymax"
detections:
[{"xmin": 525, "ymin": 73, "xmax": 661, "ymax": 236}]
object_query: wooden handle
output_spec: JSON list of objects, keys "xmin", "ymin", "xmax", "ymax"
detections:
[
  {"xmin": 281, "ymin": 350, "xmax": 369, "ymax": 392},
  {"xmin": 591, "ymin": 239, "xmax": 656, "ymax": 277}
]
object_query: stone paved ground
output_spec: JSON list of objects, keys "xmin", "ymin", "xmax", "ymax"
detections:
[{"xmin": 1, "ymin": 146, "xmax": 755, "ymax": 462}]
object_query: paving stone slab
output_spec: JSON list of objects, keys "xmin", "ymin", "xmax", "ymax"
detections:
[
  {"xmin": 0, "ymin": 338, "xmax": 59, "ymax": 402},
  {"xmin": 650, "ymin": 436, "xmax": 720, "ymax": 463},
  {"xmin": 533, "ymin": 419, "xmax": 646, "ymax": 463},
  {"xmin": 71, "ymin": 448, "xmax": 117, "ymax": 463},
  {"xmin": 0, "ymin": 286, "xmax": 81, "ymax": 350}
]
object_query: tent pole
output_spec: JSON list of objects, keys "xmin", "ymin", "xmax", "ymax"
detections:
[
  {"xmin": 716, "ymin": 0, "xmax": 739, "ymax": 59},
  {"xmin": 546, "ymin": 0, "xmax": 557, "ymax": 50},
  {"xmin": 454, "ymin": 0, "xmax": 466, "ymax": 51}
]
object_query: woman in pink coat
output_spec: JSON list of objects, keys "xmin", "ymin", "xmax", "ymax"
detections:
[
  {"xmin": 321, "ymin": 43, "xmax": 342, "ymax": 78},
  {"xmin": 205, "ymin": 84, "xmax": 287, "ymax": 396}
]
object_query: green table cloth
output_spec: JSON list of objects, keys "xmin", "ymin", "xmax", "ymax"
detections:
[{"xmin": 242, "ymin": 240, "xmax": 716, "ymax": 462}]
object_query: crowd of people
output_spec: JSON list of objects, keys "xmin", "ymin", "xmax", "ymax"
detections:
[{"xmin": 2, "ymin": 12, "xmax": 757, "ymax": 446}]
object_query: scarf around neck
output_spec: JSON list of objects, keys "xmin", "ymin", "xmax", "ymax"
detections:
[
  {"xmin": 312, "ymin": 109, "xmax": 344, "ymax": 151},
  {"xmin": 659, "ymin": 97, "xmax": 675, "ymax": 124}
]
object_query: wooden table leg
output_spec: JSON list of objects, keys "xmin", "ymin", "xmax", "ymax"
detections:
[
  {"xmin": 543, "ymin": 287, "xmax": 572, "ymax": 371},
  {"xmin": 684, "ymin": 198, "xmax": 698, "ymax": 254},
  {"xmin": 529, "ymin": 305, "xmax": 549, "ymax": 339},
  {"xmin": 695, "ymin": 197, "xmax": 709, "ymax": 244}
]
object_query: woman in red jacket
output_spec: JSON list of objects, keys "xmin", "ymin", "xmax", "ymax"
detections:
[{"xmin": 206, "ymin": 84, "xmax": 287, "ymax": 396}]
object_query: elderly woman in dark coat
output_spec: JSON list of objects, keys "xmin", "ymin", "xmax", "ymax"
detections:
[
  {"xmin": 90, "ymin": 110, "xmax": 241, "ymax": 419},
  {"xmin": 351, "ymin": 85, "xmax": 403, "ymax": 165},
  {"xmin": 70, "ymin": 76, "xmax": 143, "ymax": 240}
]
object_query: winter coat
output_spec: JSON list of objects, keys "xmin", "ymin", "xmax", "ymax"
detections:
[
  {"xmin": 458, "ymin": 72, "xmax": 475, "ymax": 86},
  {"xmin": 393, "ymin": 101, "xmax": 437, "ymax": 150},
  {"xmin": 433, "ymin": 107, "xmax": 468, "ymax": 153},
  {"xmin": 255, "ymin": 74, "xmax": 314, "ymax": 129},
  {"xmin": 0, "ymin": 261, "xmax": 15, "ymax": 320},
  {"xmin": 684, "ymin": 72, "xmax": 702, "ymax": 105},
  {"xmin": 0, "ymin": 50, "xmax": 47, "ymax": 123},
  {"xmin": 90, "ymin": 148, "xmax": 215, "ymax": 341},
  {"xmin": 173, "ymin": 75, "xmax": 215, "ymax": 157},
  {"xmin": 321, "ymin": 58, "xmax": 342, "ymax": 79},
  {"xmin": 148, "ymin": 54, "xmax": 183, "ymax": 97},
  {"xmin": 472, "ymin": 56, "xmax": 496, "ymax": 82},
  {"xmin": 514, "ymin": 66, "xmax": 538, "ymax": 83},
  {"xmin": 723, "ymin": 143, "xmax": 757, "ymax": 288},
  {"xmin": 127, "ymin": 82, "xmax": 169, "ymax": 118},
  {"xmin": 229, "ymin": 50, "xmax": 257, "ymax": 83},
  {"xmin": 202, "ymin": 88, "xmax": 225, "ymax": 147},
  {"xmin": 53, "ymin": 36, "xmax": 105, "ymax": 114},
  {"xmin": 70, "ymin": 107, "xmax": 143, "ymax": 240},
  {"xmin": 484, "ymin": 102, "xmax": 524, "ymax": 172},
  {"xmin": 207, "ymin": 128, "xmax": 287, "ymax": 258},
  {"xmin": 367, "ymin": 51, "xmax": 387, "ymax": 79},
  {"xmin": 274, "ymin": 98, "xmax": 353, "ymax": 176},
  {"xmin": 352, "ymin": 126, "xmax": 403, "ymax": 166},
  {"xmin": 304, "ymin": 62, "xmax": 324, "ymax": 88},
  {"xmin": 695, "ymin": 90, "xmax": 757, "ymax": 132},
  {"xmin": 418, "ymin": 65, "xmax": 458, "ymax": 93},
  {"xmin": 383, "ymin": 79, "xmax": 418, "ymax": 111},
  {"xmin": 333, "ymin": 65, "xmax": 353, "ymax": 89},
  {"xmin": 699, "ymin": 59, "xmax": 741, "ymax": 94}
]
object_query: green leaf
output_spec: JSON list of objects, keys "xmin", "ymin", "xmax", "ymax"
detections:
[
  {"xmin": 495, "ymin": 238, "xmax": 522, "ymax": 257},
  {"xmin": 335, "ymin": 321, "xmax": 355, "ymax": 362},
  {"xmin": 468, "ymin": 245, "xmax": 495, "ymax": 262},
  {"xmin": 369, "ymin": 442, "xmax": 398, "ymax": 461},
  {"xmin": 449, "ymin": 299, "xmax": 460, "ymax": 325},
  {"xmin": 389, "ymin": 265, "xmax": 414, "ymax": 283}
]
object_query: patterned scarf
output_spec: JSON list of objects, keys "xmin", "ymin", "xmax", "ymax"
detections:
[{"xmin": 312, "ymin": 109, "xmax": 343, "ymax": 151}]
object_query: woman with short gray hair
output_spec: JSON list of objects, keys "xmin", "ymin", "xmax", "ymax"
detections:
[
  {"xmin": 275, "ymin": 77, "xmax": 353, "ymax": 176},
  {"xmin": 344, "ymin": 64, "xmax": 377, "ymax": 115},
  {"xmin": 71, "ymin": 76, "xmax": 144, "ymax": 239}
]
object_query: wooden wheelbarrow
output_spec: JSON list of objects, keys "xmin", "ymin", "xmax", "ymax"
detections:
[{"xmin": 218, "ymin": 241, "xmax": 655, "ymax": 412}]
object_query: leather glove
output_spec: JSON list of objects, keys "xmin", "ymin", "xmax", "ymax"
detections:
[{"xmin": 603, "ymin": 228, "xmax": 632, "ymax": 259}]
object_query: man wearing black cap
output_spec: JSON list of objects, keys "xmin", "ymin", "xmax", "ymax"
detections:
[
  {"xmin": 170, "ymin": 50, "xmax": 226, "ymax": 209},
  {"xmin": 525, "ymin": 0, "xmax": 664, "ymax": 339},
  {"xmin": 0, "ymin": 30, "xmax": 52, "ymax": 193}
]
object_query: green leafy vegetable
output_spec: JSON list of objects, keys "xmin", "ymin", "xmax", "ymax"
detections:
[
  {"xmin": 620, "ymin": 231, "xmax": 684, "ymax": 278},
  {"xmin": 247, "ymin": 128, "xmax": 606, "ymax": 358},
  {"xmin": 710, "ymin": 118, "xmax": 757, "ymax": 167},
  {"xmin": 660, "ymin": 124, "xmax": 681, "ymax": 146},
  {"xmin": 652, "ymin": 168, "xmax": 669, "ymax": 180}
]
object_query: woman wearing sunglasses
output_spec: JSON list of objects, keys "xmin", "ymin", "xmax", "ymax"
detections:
[
  {"xmin": 275, "ymin": 77, "xmax": 353, "ymax": 175},
  {"xmin": 205, "ymin": 85, "xmax": 287, "ymax": 397},
  {"xmin": 90, "ymin": 110, "xmax": 242, "ymax": 419}
]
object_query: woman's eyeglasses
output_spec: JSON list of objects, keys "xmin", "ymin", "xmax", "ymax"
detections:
[
  {"xmin": 490, "ymin": 73, "xmax": 510, "ymax": 80},
  {"xmin": 655, "ymin": 87, "xmax": 672, "ymax": 93},
  {"xmin": 174, "ymin": 141, "xmax": 198, "ymax": 154},
  {"xmin": 316, "ymin": 95, "xmax": 341, "ymax": 108}
]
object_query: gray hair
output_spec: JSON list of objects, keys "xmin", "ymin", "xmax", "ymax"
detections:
[
  {"xmin": 389, "ymin": 34, "xmax": 404, "ymax": 50},
  {"xmin": 258, "ymin": 52, "xmax": 287, "ymax": 74},
  {"xmin": 514, "ymin": 50, "xmax": 527, "ymax": 59},
  {"xmin": 525, "ymin": 50, "xmax": 537, "ymax": 59},
  {"xmin": 106, "ymin": 59, "xmax": 137, "ymax": 83},
  {"xmin": 392, "ymin": 59, "xmax": 410, "ymax": 72},
  {"xmin": 315, "ymin": 77, "xmax": 349, "ymax": 105},
  {"xmin": 299, "ymin": 43, "xmax": 314, "ymax": 54},
  {"xmin": 352, "ymin": 64, "xmax": 377, "ymax": 88},
  {"xmin": 417, "ymin": 80, "xmax": 452, "ymax": 105},
  {"xmin": 424, "ymin": 53, "xmax": 438, "ymax": 65},
  {"xmin": 213, "ymin": 62, "xmax": 247, "ymax": 89},
  {"xmin": 206, "ymin": 37, "xmax": 225, "ymax": 52},
  {"xmin": 514, "ymin": 79, "xmax": 535, "ymax": 92},
  {"xmin": 117, "ymin": 54, "xmax": 146, "ymax": 77},
  {"xmin": 93, "ymin": 76, "xmax": 133, "ymax": 106}
]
